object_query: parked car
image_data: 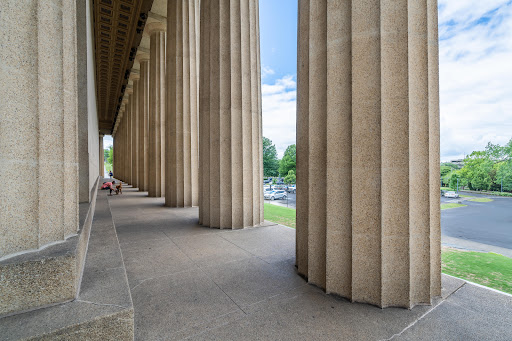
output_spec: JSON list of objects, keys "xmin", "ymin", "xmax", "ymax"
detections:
[
  {"xmin": 287, "ymin": 185, "xmax": 296, "ymax": 193},
  {"xmin": 444, "ymin": 191, "xmax": 459, "ymax": 198},
  {"xmin": 264, "ymin": 190, "xmax": 287, "ymax": 200}
]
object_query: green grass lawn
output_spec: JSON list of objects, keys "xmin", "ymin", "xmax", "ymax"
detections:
[
  {"xmin": 468, "ymin": 198, "xmax": 493, "ymax": 203},
  {"xmin": 264, "ymin": 203, "xmax": 296, "ymax": 228},
  {"xmin": 442, "ymin": 248, "xmax": 512, "ymax": 294},
  {"xmin": 459, "ymin": 194, "xmax": 474, "ymax": 198},
  {"xmin": 264, "ymin": 203, "xmax": 512, "ymax": 295},
  {"xmin": 441, "ymin": 203, "xmax": 467, "ymax": 210},
  {"xmin": 441, "ymin": 187, "xmax": 451, "ymax": 190}
]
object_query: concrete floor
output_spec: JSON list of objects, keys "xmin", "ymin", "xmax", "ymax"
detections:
[{"xmin": 106, "ymin": 184, "xmax": 512, "ymax": 341}]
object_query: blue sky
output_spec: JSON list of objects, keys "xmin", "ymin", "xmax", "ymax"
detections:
[
  {"xmin": 107, "ymin": 0, "xmax": 512, "ymax": 161},
  {"xmin": 259, "ymin": 0, "xmax": 297, "ymax": 157}
]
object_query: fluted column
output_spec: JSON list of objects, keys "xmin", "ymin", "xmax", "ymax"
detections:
[
  {"xmin": 126, "ymin": 88, "xmax": 133, "ymax": 185},
  {"xmin": 120, "ymin": 102, "xmax": 127, "ymax": 182},
  {"xmin": 99, "ymin": 134, "xmax": 104, "ymax": 178},
  {"xmin": 130, "ymin": 73, "xmax": 140, "ymax": 189},
  {"xmin": 148, "ymin": 23, "xmax": 167, "ymax": 197},
  {"xmin": 166, "ymin": 0, "xmax": 200, "ymax": 207},
  {"xmin": 199, "ymin": 0, "xmax": 263, "ymax": 229},
  {"xmin": 0, "ymin": 0, "xmax": 79, "ymax": 257},
  {"xmin": 137, "ymin": 53, "xmax": 150, "ymax": 192},
  {"xmin": 296, "ymin": 0, "xmax": 441, "ymax": 309}
]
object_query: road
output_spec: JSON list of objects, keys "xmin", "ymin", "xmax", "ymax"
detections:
[
  {"xmin": 266, "ymin": 191, "xmax": 512, "ymax": 257},
  {"xmin": 441, "ymin": 192, "xmax": 512, "ymax": 257}
]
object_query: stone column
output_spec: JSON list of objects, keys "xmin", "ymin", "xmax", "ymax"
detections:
[
  {"xmin": 296, "ymin": 0, "xmax": 441, "ymax": 308},
  {"xmin": 199, "ymin": 0, "xmax": 263, "ymax": 229},
  {"xmin": 137, "ymin": 53, "xmax": 150, "ymax": 192},
  {"xmin": 120, "ymin": 102, "xmax": 127, "ymax": 182},
  {"xmin": 148, "ymin": 23, "xmax": 167, "ymax": 197},
  {"xmin": 0, "ymin": 0, "xmax": 79, "ymax": 256},
  {"xmin": 166, "ymin": 0, "xmax": 200, "ymax": 207},
  {"xmin": 99, "ymin": 134, "xmax": 104, "ymax": 178},
  {"xmin": 130, "ymin": 73, "xmax": 140, "ymax": 189},
  {"xmin": 126, "ymin": 88, "xmax": 133, "ymax": 185}
]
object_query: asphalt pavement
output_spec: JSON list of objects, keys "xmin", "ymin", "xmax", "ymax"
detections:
[
  {"xmin": 266, "ymin": 191, "xmax": 512, "ymax": 257},
  {"xmin": 441, "ymin": 192, "xmax": 512, "ymax": 257}
]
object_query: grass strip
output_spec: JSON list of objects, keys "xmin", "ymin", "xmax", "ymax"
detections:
[
  {"xmin": 468, "ymin": 198, "xmax": 493, "ymax": 203},
  {"xmin": 264, "ymin": 204, "xmax": 512, "ymax": 295},
  {"xmin": 442, "ymin": 248, "xmax": 512, "ymax": 294},
  {"xmin": 459, "ymin": 195, "xmax": 474, "ymax": 198},
  {"xmin": 264, "ymin": 203, "xmax": 296, "ymax": 228},
  {"xmin": 441, "ymin": 203, "xmax": 467, "ymax": 210}
]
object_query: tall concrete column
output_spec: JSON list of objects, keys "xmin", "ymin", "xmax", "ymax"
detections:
[
  {"xmin": 199, "ymin": 0, "xmax": 263, "ymax": 229},
  {"xmin": 0, "ymin": 0, "xmax": 79, "ymax": 257},
  {"xmin": 296, "ymin": 0, "xmax": 441, "ymax": 308},
  {"xmin": 120, "ymin": 102, "xmax": 127, "ymax": 182},
  {"xmin": 125, "ymin": 89, "xmax": 133, "ymax": 185},
  {"xmin": 99, "ymin": 134, "xmax": 104, "ymax": 178},
  {"xmin": 130, "ymin": 73, "xmax": 140, "ymax": 189},
  {"xmin": 166, "ymin": 0, "xmax": 200, "ymax": 207},
  {"xmin": 137, "ymin": 53, "xmax": 150, "ymax": 192},
  {"xmin": 148, "ymin": 23, "xmax": 167, "ymax": 197}
]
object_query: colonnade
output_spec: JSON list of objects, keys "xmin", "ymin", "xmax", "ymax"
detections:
[{"xmin": 111, "ymin": 0, "xmax": 440, "ymax": 308}]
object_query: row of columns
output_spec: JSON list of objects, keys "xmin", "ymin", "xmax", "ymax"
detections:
[
  {"xmin": 112, "ymin": 0, "xmax": 440, "ymax": 308},
  {"xmin": 114, "ymin": 0, "xmax": 265, "ymax": 225}
]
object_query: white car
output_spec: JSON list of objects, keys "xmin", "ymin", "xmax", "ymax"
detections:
[
  {"xmin": 264, "ymin": 190, "xmax": 287, "ymax": 200},
  {"xmin": 444, "ymin": 191, "xmax": 459, "ymax": 198}
]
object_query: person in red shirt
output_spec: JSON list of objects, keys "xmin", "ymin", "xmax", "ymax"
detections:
[{"xmin": 101, "ymin": 181, "xmax": 116, "ymax": 195}]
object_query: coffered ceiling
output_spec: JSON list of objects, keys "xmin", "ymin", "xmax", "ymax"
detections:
[{"xmin": 93, "ymin": 0, "xmax": 155, "ymax": 134}]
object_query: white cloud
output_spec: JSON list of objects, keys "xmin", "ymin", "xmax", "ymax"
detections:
[
  {"xmin": 262, "ymin": 75, "xmax": 296, "ymax": 157},
  {"xmin": 261, "ymin": 65, "xmax": 275, "ymax": 80},
  {"xmin": 439, "ymin": 0, "xmax": 512, "ymax": 161}
]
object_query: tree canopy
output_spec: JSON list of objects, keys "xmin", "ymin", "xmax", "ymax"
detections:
[
  {"xmin": 104, "ymin": 146, "xmax": 113, "ymax": 165},
  {"xmin": 284, "ymin": 170, "xmax": 296, "ymax": 184},
  {"xmin": 279, "ymin": 144, "xmax": 296, "ymax": 177},
  {"xmin": 445, "ymin": 138, "xmax": 512, "ymax": 192},
  {"xmin": 263, "ymin": 137, "xmax": 280, "ymax": 177}
]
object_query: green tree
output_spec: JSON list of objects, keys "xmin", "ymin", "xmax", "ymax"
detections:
[
  {"xmin": 279, "ymin": 144, "xmax": 296, "ymax": 177},
  {"xmin": 448, "ymin": 171, "xmax": 467, "ymax": 190},
  {"xmin": 495, "ymin": 161, "xmax": 512, "ymax": 191},
  {"xmin": 263, "ymin": 137, "xmax": 279, "ymax": 177},
  {"xmin": 440, "ymin": 165, "xmax": 454, "ymax": 177},
  {"xmin": 459, "ymin": 151, "xmax": 493, "ymax": 190},
  {"xmin": 107, "ymin": 146, "xmax": 113, "ymax": 164},
  {"xmin": 284, "ymin": 170, "xmax": 296, "ymax": 185}
]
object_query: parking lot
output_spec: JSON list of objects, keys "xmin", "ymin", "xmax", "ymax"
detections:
[{"xmin": 264, "ymin": 191, "xmax": 296, "ymax": 208}]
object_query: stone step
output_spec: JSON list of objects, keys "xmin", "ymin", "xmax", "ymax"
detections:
[{"xmin": 0, "ymin": 189, "xmax": 134, "ymax": 340}]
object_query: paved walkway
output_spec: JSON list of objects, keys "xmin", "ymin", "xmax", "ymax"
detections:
[{"xmin": 106, "ymin": 183, "xmax": 512, "ymax": 341}]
